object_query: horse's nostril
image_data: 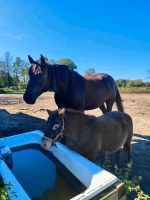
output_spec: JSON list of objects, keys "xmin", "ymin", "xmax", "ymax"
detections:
[{"xmin": 44, "ymin": 143, "xmax": 46, "ymax": 148}]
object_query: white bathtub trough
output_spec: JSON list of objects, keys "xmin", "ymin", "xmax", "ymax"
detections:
[{"xmin": 0, "ymin": 130, "xmax": 118, "ymax": 200}]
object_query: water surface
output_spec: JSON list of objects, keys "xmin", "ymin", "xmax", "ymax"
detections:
[{"xmin": 12, "ymin": 148, "xmax": 80, "ymax": 200}]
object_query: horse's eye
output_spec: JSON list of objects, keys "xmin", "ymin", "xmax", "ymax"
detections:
[{"xmin": 52, "ymin": 124, "xmax": 60, "ymax": 131}]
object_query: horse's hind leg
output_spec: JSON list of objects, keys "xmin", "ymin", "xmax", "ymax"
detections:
[
  {"xmin": 106, "ymin": 99, "xmax": 114, "ymax": 112},
  {"xmin": 99, "ymin": 104, "xmax": 107, "ymax": 114}
]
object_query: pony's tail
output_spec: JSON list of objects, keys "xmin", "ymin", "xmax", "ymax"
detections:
[{"xmin": 115, "ymin": 89, "xmax": 124, "ymax": 112}]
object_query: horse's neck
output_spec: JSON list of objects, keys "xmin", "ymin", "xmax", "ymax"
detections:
[
  {"xmin": 56, "ymin": 66, "xmax": 85, "ymax": 92},
  {"xmin": 53, "ymin": 65, "xmax": 69, "ymax": 93}
]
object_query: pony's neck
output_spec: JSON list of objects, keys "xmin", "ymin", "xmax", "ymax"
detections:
[{"xmin": 64, "ymin": 109, "xmax": 96, "ymax": 138}]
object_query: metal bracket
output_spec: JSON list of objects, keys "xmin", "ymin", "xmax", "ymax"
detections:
[{"xmin": 0, "ymin": 146, "xmax": 13, "ymax": 169}]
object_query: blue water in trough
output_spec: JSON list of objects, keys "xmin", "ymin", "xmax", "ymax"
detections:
[{"xmin": 11, "ymin": 147, "xmax": 82, "ymax": 200}]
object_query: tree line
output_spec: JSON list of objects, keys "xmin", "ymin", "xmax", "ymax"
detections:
[
  {"xmin": 0, "ymin": 52, "xmax": 150, "ymax": 90},
  {"xmin": 0, "ymin": 52, "xmax": 77, "ymax": 89},
  {"xmin": 116, "ymin": 79, "xmax": 150, "ymax": 88}
]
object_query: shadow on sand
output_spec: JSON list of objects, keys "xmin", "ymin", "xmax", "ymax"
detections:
[
  {"xmin": 131, "ymin": 133, "xmax": 150, "ymax": 194},
  {"xmin": 0, "ymin": 109, "xmax": 46, "ymax": 137}
]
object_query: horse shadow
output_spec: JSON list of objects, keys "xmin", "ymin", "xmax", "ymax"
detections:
[
  {"xmin": 0, "ymin": 109, "xmax": 46, "ymax": 137},
  {"xmin": 131, "ymin": 133, "xmax": 150, "ymax": 194}
]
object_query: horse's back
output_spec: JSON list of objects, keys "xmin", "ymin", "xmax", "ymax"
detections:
[
  {"xmin": 84, "ymin": 73, "xmax": 117, "ymax": 109},
  {"xmin": 85, "ymin": 73, "xmax": 113, "ymax": 81},
  {"xmin": 96, "ymin": 111, "xmax": 133, "ymax": 153},
  {"xmin": 96, "ymin": 111, "xmax": 133, "ymax": 138},
  {"xmin": 98, "ymin": 111, "xmax": 132, "ymax": 127}
]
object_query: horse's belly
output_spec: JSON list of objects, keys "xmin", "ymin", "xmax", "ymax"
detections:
[
  {"xmin": 84, "ymin": 98, "xmax": 105, "ymax": 110},
  {"xmin": 99, "ymin": 137, "xmax": 127, "ymax": 154}
]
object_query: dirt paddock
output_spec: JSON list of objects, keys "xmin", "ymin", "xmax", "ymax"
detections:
[{"xmin": 0, "ymin": 92, "xmax": 150, "ymax": 194}]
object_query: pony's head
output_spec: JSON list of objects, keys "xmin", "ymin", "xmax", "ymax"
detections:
[
  {"xmin": 23, "ymin": 55, "xmax": 52, "ymax": 104},
  {"xmin": 41, "ymin": 109, "xmax": 65, "ymax": 150}
]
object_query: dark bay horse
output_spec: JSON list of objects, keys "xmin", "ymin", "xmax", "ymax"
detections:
[
  {"xmin": 41, "ymin": 109, "xmax": 133, "ymax": 162},
  {"xmin": 23, "ymin": 55, "xmax": 124, "ymax": 113}
]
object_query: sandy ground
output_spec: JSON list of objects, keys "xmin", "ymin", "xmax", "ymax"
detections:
[{"xmin": 0, "ymin": 92, "xmax": 150, "ymax": 194}]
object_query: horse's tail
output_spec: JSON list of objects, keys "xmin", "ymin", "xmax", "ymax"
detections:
[{"xmin": 115, "ymin": 88, "xmax": 124, "ymax": 112}]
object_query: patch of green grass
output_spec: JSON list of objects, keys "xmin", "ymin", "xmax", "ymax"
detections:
[
  {"xmin": 0, "ymin": 88, "xmax": 25, "ymax": 94},
  {"xmin": 0, "ymin": 178, "xmax": 17, "ymax": 200},
  {"xmin": 119, "ymin": 87, "xmax": 150, "ymax": 93}
]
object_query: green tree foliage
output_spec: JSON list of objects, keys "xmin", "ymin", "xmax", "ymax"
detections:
[
  {"xmin": 0, "ymin": 70, "xmax": 19, "ymax": 88},
  {"xmin": 0, "ymin": 71, "xmax": 7, "ymax": 88},
  {"xmin": 144, "ymin": 82, "xmax": 150, "ymax": 87},
  {"xmin": 0, "ymin": 52, "xmax": 13, "ymax": 87},
  {"xmin": 57, "ymin": 58, "xmax": 77, "ymax": 70},
  {"xmin": 133, "ymin": 79, "xmax": 143, "ymax": 87},
  {"xmin": 84, "ymin": 68, "xmax": 96, "ymax": 77},
  {"xmin": 20, "ymin": 68, "xmax": 29, "ymax": 83},
  {"xmin": 126, "ymin": 80, "xmax": 142, "ymax": 88},
  {"xmin": 116, "ymin": 79, "xmax": 148, "ymax": 88},
  {"xmin": 12, "ymin": 57, "xmax": 21, "ymax": 77},
  {"xmin": 0, "ymin": 54, "xmax": 29, "ymax": 89},
  {"xmin": 116, "ymin": 79, "xmax": 127, "ymax": 87}
]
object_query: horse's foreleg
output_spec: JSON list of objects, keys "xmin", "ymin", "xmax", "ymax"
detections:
[
  {"xmin": 99, "ymin": 104, "xmax": 107, "ymax": 114},
  {"xmin": 54, "ymin": 93, "xmax": 64, "ymax": 108}
]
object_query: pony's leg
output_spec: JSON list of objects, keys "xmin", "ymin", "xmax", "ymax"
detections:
[
  {"xmin": 106, "ymin": 99, "xmax": 114, "ymax": 112},
  {"xmin": 123, "ymin": 139, "xmax": 131, "ymax": 162},
  {"xmin": 86, "ymin": 153, "xmax": 96, "ymax": 163},
  {"xmin": 99, "ymin": 104, "xmax": 107, "ymax": 114}
]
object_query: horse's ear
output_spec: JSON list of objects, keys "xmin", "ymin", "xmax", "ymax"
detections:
[
  {"xmin": 28, "ymin": 55, "xmax": 35, "ymax": 64},
  {"xmin": 58, "ymin": 108, "xmax": 65, "ymax": 117},
  {"xmin": 40, "ymin": 54, "xmax": 46, "ymax": 65}
]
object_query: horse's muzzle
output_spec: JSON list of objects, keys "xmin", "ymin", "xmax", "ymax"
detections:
[
  {"xmin": 41, "ymin": 138, "xmax": 53, "ymax": 150},
  {"xmin": 23, "ymin": 93, "xmax": 36, "ymax": 104}
]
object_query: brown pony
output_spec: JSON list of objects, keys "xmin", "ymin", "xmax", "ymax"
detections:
[
  {"xmin": 41, "ymin": 109, "xmax": 133, "ymax": 162},
  {"xmin": 23, "ymin": 55, "xmax": 124, "ymax": 113}
]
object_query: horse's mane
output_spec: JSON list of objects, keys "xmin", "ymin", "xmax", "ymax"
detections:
[{"xmin": 46, "ymin": 62, "xmax": 83, "ymax": 79}]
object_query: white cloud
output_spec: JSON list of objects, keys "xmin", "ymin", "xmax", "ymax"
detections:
[{"xmin": 1, "ymin": 31, "xmax": 22, "ymax": 40}]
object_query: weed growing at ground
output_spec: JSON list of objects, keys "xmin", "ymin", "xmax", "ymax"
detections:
[{"xmin": 101, "ymin": 161, "xmax": 150, "ymax": 200}]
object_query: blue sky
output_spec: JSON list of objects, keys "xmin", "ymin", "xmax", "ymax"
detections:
[{"xmin": 0, "ymin": 0, "xmax": 150, "ymax": 81}]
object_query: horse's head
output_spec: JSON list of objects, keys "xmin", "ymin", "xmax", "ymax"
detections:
[
  {"xmin": 41, "ymin": 109, "xmax": 65, "ymax": 150},
  {"xmin": 23, "ymin": 55, "xmax": 51, "ymax": 104}
]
